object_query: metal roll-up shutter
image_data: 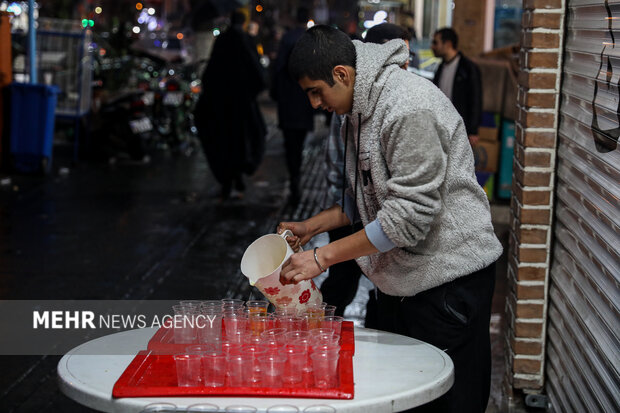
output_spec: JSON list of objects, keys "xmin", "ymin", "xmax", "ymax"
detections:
[{"xmin": 549, "ymin": 0, "xmax": 620, "ymax": 412}]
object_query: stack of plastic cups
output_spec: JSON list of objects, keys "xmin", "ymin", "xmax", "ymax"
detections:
[
  {"xmin": 241, "ymin": 344, "xmax": 267, "ymax": 386},
  {"xmin": 224, "ymin": 313, "xmax": 248, "ymax": 345},
  {"xmin": 290, "ymin": 336, "xmax": 313, "ymax": 375},
  {"xmin": 172, "ymin": 298, "xmax": 343, "ymax": 389},
  {"xmin": 184, "ymin": 345, "xmax": 227, "ymax": 387},
  {"xmin": 173, "ymin": 304, "xmax": 199, "ymax": 344},
  {"xmin": 308, "ymin": 327, "xmax": 340, "ymax": 389},
  {"xmin": 282, "ymin": 345, "xmax": 306, "ymax": 386},
  {"xmin": 198, "ymin": 301, "xmax": 223, "ymax": 348}
]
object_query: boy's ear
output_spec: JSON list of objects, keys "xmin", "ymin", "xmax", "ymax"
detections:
[{"xmin": 333, "ymin": 65, "xmax": 353, "ymax": 85}]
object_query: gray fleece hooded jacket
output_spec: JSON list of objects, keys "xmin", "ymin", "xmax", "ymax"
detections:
[{"xmin": 342, "ymin": 39, "xmax": 503, "ymax": 296}]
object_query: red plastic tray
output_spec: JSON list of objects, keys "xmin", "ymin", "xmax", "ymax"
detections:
[
  {"xmin": 147, "ymin": 322, "xmax": 355, "ymax": 354},
  {"xmin": 113, "ymin": 323, "xmax": 355, "ymax": 399}
]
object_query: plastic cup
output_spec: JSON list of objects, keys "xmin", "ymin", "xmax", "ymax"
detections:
[
  {"xmin": 320, "ymin": 316, "xmax": 343, "ymax": 337},
  {"xmin": 310, "ymin": 351, "xmax": 339, "ymax": 388},
  {"xmin": 241, "ymin": 345, "xmax": 267, "ymax": 385},
  {"xmin": 198, "ymin": 309, "xmax": 223, "ymax": 344},
  {"xmin": 290, "ymin": 338, "xmax": 313, "ymax": 372},
  {"xmin": 174, "ymin": 353, "xmax": 201, "ymax": 386},
  {"xmin": 249, "ymin": 314, "xmax": 269, "ymax": 336},
  {"xmin": 274, "ymin": 302, "xmax": 297, "ymax": 317},
  {"xmin": 221, "ymin": 298, "xmax": 244, "ymax": 307},
  {"xmin": 282, "ymin": 346, "xmax": 305, "ymax": 385},
  {"xmin": 323, "ymin": 305, "xmax": 337, "ymax": 317},
  {"xmin": 246, "ymin": 300, "xmax": 269, "ymax": 316},
  {"xmin": 201, "ymin": 351, "xmax": 227, "ymax": 387},
  {"xmin": 278, "ymin": 315, "xmax": 304, "ymax": 332},
  {"xmin": 224, "ymin": 314, "xmax": 248, "ymax": 342},
  {"xmin": 172, "ymin": 304, "xmax": 198, "ymax": 344},
  {"xmin": 227, "ymin": 352, "xmax": 253, "ymax": 387},
  {"xmin": 259, "ymin": 354, "xmax": 286, "ymax": 387}
]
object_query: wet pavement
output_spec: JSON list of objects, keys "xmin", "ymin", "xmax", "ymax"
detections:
[{"xmin": 0, "ymin": 98, "xmax": 512, "ymax": 412}]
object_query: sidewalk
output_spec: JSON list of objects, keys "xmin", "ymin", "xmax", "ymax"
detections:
[{"xmin": 0, "ymin": 98, "xmax": 512, "ymax": 412}]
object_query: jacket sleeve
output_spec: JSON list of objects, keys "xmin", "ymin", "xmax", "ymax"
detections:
[
  {"xmin": 466, "ymin": 61, "xmax": 482, "ymax": 135},
  {"xmin": 376, "ymin": 110, "xmax": 448, "ymax": 248}
]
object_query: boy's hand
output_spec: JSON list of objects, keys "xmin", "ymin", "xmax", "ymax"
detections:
[
  {"xmin": 277, "ymin": 221, "xmax": 312, "ymax": 250},
  {"xmin": 280, "ymin": 249, "xmax": 322, "ymax": 285}
]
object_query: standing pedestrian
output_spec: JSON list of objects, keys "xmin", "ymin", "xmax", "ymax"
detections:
[
  {"xmin": 271, "ymin": 7, "xmax": 315, "ymax": 205},
  {"xmin": 432, "ymin": 27, "xmax": 482, "ymax": 147},
  {"xmin": 195, "ymin": 10, "xmax": 267, "ymax": 201},
  {"xmin": 277, "ymin": 25, "xmax": 502, "ymax": 413}
]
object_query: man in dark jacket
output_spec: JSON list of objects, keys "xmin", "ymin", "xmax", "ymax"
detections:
[
  {"xmin": 271, "ymin": 7, "xmax": 314, "ymax": 205},
  {"xmin": 432, "ymin": 27, "xmax": 482, "ymax": 146}
]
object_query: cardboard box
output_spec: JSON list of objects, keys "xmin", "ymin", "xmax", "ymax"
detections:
[
  {"xmin": 478, "ymin": 126, "xmax": 499, "ymax": 142},
  {"xmin": 473, "ymin": 139, "xmax": 500, "ymax": 173}
]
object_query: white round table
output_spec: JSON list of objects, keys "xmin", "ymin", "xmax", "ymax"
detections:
[{"xmin": 58, "ymin": 327, "xmax": 453, "ymax": 412}]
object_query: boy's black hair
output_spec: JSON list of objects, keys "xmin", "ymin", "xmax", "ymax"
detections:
[
  {"xmin": 365, "ymin": 23, "xmax": 409, "ymax": 44},
  {"xmin": 435, "ymin": 27, "xmax": 458, "ymax": 49},
  {"xmin": 288, "ymin": 25, "xmax": 356, "ymax": 86}
]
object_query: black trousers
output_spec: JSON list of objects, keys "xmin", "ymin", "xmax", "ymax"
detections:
[
  {"xmin": 371, "ymin": 263, "xmax": 496, "ymax": 413},
  {"xmin": 319, "ymin": 224, "xmax": 363, "ymax": 317},
  {"xmin": 282, "ymin": 128, "xmax": 308, "ymax": 193}
]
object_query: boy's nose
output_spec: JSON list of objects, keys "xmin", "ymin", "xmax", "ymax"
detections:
[{"xmin": 309, "ymin": 96, "xmax": 321, "ymax": 109}]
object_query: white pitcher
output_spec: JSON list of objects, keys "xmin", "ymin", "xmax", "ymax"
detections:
[{"xmin": 240, "ymin": 230, "xmax": 323, "ymax": 311}]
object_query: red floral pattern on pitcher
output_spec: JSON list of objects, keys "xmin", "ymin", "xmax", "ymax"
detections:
[
  {"xmin": 263, "ymin": 287, "xmax": 280, "ymax": 296},
  {"xmin": 298, "ymin": 289, "xmax": 311, "ymax": 304},
  {"xmin": 276, "ymin": 296, "xmax": 293, "ymax": 305}
]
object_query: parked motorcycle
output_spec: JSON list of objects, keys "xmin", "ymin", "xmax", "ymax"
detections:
[
  {"xmin": 152, "ymin": 62, "xmax": 201, "ymax": 156},
  {"xmin": 90, "ymin": 88, "xmax": 154, "ymax": 163}
]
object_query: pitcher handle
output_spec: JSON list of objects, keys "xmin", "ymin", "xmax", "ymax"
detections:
[{"xmin": 280, "ymin": 229, "xmax": 303, "ymax": 253}]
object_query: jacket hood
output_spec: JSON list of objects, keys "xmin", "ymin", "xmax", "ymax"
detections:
[{"xmin": 351, "ymin": 39, "xmax": 409, "ymax": 120}]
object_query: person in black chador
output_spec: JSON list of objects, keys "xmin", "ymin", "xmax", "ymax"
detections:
[
  {"xmin": 271, "ymin": 7, "xmax": 315, "ymax": 205},
  {"xmin": 195, "ymin": 10, "xmax": 267, "ymax": 200}
]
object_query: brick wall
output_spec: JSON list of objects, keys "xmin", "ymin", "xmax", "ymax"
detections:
[
  {"xmin": 452, "ymin": 0, "xmax": 487, "ymax": 57},
  {"xmin": 504, "ymin": 0, "xmax": 565, "ymax": 397}
]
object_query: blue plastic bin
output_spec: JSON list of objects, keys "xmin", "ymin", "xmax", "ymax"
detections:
[{"xmin": 9, "ymin": 83, "xmax": 59, "ymax": 173}]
